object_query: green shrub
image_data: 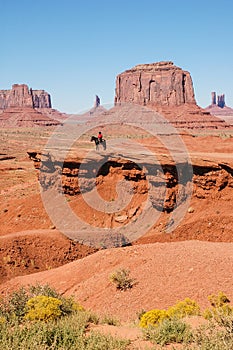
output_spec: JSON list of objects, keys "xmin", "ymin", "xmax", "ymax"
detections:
[
  {"xmin": 167, "ymin": 298, "xmax": 200, "ymax": 319},
  {"xmin": 60, "ymin": 295, "xmax": 84, "ymax": 315},
  {"xmin": 215, "ymin": 312, "xmax": 233, "ymax": 335},
  {"xmin": 140, "ymin": 309, "xmax": 168, "ymax": 328},
  {"xmin": 0, "ymin": 284, "xmax": 84, "ymax": 323},
  {"xmin": 84, "ymin": 311, "xmax": 100, "ymax": 325},
  {"xmin": 109, "ymin": 268, "xmax": 135, "ymax": 291},
  {"xmin": 101, "ymin": 315, "xmax": 120, "ymax": 326},
  {"xmin": 0, "ymin": 311, "xmax": 129, "ymax": 350},
  {"xmin": 25, "ymin": 295, "xmax": 63, "ymax": 322},
  {"xmin": 204, "ymin": 304, "xmax": 233, "ymax": 320},
  {"xmin": 29, "ymin": 283, "xmax": 60, "ymax": 298},
  {"xmin": 189, "ymin": 317, "xmax": 233, "ymax": 350},
  {"xmin": 7, "ymin": 287, "xmax": 28, "ymax": 319},
  {"xmin": 143, "ymin": 318, "xmax": 193, "ymax": 346},
  {"xmin": 85, "ymin": 331, "xmax": 130, "ymax": 350}
]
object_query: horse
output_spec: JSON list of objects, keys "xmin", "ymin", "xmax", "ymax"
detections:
[{"xmin": 91, "ymin": 136, "xmax": 106, "ymax": 151}]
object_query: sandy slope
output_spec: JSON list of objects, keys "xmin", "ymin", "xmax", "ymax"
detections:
[
  {"xmin": 1, "ymin": 240, "xmax": 233, "ymax": 322},
  {"xmin": 0, "ymin": 229, "xmax": 97, "ymax": 284}
]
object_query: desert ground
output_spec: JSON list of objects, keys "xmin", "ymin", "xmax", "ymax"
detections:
[{"xmin": 1, "ymin": 110, "xmax": 233, "ymax": 348}]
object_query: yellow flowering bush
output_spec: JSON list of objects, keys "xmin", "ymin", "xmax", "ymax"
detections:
[
  {"xmin": 167, "ymin": 298, "xmax": 200, "ymax": 319},
  {"xmin": 25, "ymin": 295, "xmax": 62, "ymax": 321},
  {"xmin": 140, "ymin": 309, "xmax": 168, "ymax": 328},
  {"xmin": 140, "ymin": 298, "xmax": 200, "ymax": 328}
]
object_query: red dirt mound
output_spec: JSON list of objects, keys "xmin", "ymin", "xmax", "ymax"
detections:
[
  {"xmin": 0, "ymin": 230, "xmax": 97, "ymax": 284},
  {"xmin": 1, "ymin": 240, "xmax": 233, "ymax": 322}
]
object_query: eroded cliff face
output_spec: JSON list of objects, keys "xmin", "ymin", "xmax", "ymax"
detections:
[
  {"xmin": 115, "ymin": 61, "xmax": 196, "ymax": 107},
  {"xmin": 0, "ymin": 84, "xmax": 61, "ymax": 127},
  {"xmin": 114, "ymin": 61, "xmax": 228, "ymax": 129},
  {"xmin": 28, "ymin": 152, "xmax": 233, "ymax": 230},
  {"xmin": 0, "ymin": 84, "xmax": 51, "ymax": 109}
]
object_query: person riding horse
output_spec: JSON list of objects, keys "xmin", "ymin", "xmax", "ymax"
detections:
[
  {"xmin": 91, "ymin": 132, "xmax": 106, "ymax": 151},
  {"xmin": 98, "ymin": 131, "xmax": 103, "ymax": 143}
]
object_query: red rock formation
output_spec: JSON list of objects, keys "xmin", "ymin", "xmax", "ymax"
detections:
[
  {"xmin": 32, "ymin": 89, "xmax": 51, "ymax": 108},
  {"xmin": 115, "ymin": 61, "xmax": 196, "ymax": 107},
  {"xmin": 0, "ymin": 84, "xmax": 62, "ymax": 127},
  {"xmin": 115, "ymin": 61, "xmax": 228, "ymax": 129},
  {"xmin": 0, "ymin": 84, "xmax": 52, "ymax": 109},
  {"xmin": 0, "ymin": 107, "xmax": 61, "ymax": 127},
  {"xmin": 217, "ymin": 94, "xmax": 225, "ymax": 108},
  {"xmin": 211, "ymin": 92, "xmax": 216, "ymax": 105},
  {"xmin": 205, "ymin": 92, "xmax": 233, "ymax": 119}
]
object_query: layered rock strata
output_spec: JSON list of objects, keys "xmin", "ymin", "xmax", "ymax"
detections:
[
  {"xmin": 0, "ymin": 84, "xmax": 62, "ymax": 126},
  {"xmin": 115, "ymin": 61, "xmax": 196, "ymax": 107},
  {"xmin": 29, "ymin": 152, "xmax": 233, "ymax": 223},
  {"xmin": 115, "ymin": 61, "xmax": 228, "ymax": 129},
  {"xmin": 0, "ymin": 84, "xmax": 51, "ymax": 109},
  {"xmin": 0, "ymin": 108, "xmax": 61, "ymax": 127}
]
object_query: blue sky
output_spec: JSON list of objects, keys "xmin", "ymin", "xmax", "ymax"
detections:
[{"xmin": 1, "ymin": 0, "xmax": 233, "ymax": 113}]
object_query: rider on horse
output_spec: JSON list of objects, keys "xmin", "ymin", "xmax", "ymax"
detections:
[
  {"xmin": 91, "ymin": 132, "xmax": 106, "ymax": 150},
  {"xmin": 98, "ymin": 131, "xmax": 103, "ymax": 143}
]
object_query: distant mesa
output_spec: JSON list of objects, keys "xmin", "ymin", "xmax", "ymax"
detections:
[
  {"xmin": 0, "ymin": 69, "xmax": 230, "ymax": 129},
  {"xmin": 115, "ymin": 61, "xmax": 227, "ymax": 129},
  {"xmin": 0, "ymin": 84, "xmax": 51, "ymax": 109},
  {"xmin": 0, "ymin": 84, "xmax": 61, "ymax": 127}
]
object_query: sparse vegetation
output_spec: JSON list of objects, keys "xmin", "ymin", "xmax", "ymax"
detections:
[
  {"xmin": 0, "ymin": 312, "xmax": 130, "ymax": 350},
  {"xmin": 143, "ymin": 318, "xmax": 193, "ymax": 345},
  {"xmin": 140, "ymin": 308, "xmax": 168, "ymax": 328},
  {"xmin": 203, "ymin": 291, "xmax": 233, "ymax": 320},
  {"xmin": 100, "ymin": 314, "xmax": 120, "ymax": 326},
  {"xmin": 109, "ymin": 268, "xmax": 135, "ymax": 291},
  {"xmin": 0, "ymin": 284, "xmax": 83, "ymax": 323},
  {"xmin": 0, "ymin": 284, "xmax": 129, "ymax": 350},
  {"xmin": 183, "ymin": 315, "xmax": 233, "ymax": 350},
  {"xmin": 167, "ymin": 298, "xmax": 200, "ymax": 319},
  {"xmin": 2, "ymin": 285, "xmax": 233, "ymax": 349},
  {"xmin": 139, "ymin": 293, "xmax": 233, "ymax": 349},
  {"xmin": 140, "ymin": 298, "xmax": 200, "ymax": 328},
  {"xmin": 208, "ymin": 291, "xmax": 230, "ymax": 308}
]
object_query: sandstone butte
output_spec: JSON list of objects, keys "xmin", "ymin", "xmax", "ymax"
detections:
[
  {"xmin": 205, "ymin": 91, "xmax": 233, "ymax": 125},
  {"xmin": 0, "ymin": 84, "xmax": 51, "ymax": 109},
  {"xmin": 115, "ymin": 61, "xmax": 227, "ymax": 129},
  {"xmin": 0, "ymin": 84, "xmax": 62, "ymax": 127},
  {"xmin": 0, "ymin": 62, "xmax": 229, "ymax": 129}
]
